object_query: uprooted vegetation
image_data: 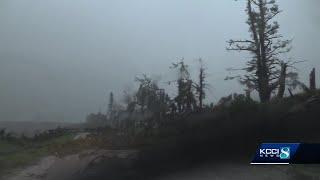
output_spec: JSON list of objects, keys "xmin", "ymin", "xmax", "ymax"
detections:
[
  {"xmin": 1, "ymin": 90, "xmax": 320, "ymax": 179},
  {"xmin": 125, "ymin": 90, "xmax": 320, "ymax": 179},
  {"xmin": 51, "ymin": 90, "xmax": 320, "ymax": 180}
]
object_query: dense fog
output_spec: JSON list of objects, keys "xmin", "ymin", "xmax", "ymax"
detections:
[{"xmin": 0, "ymin": 0, "xmax": 319, "ymax": 122}]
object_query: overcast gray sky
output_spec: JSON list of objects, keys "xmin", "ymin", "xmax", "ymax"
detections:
[{"xmin": 0, "ymin": 0, "xmax": 319, "ymax": 122}]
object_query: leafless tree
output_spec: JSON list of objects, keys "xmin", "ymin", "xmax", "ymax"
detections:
[
  {"xmin": 227, "ymin": 0, "xmax": 292, "ymax": 102},
  {"xmin": 310, "ymin": 68, "xmax": 316, "ymax": 91},
  {"xmin": 194, "ymin": 58, "xmax": 207, "ymax": 111},
  {"xmin": 170, "ymin": 59, "xmax": 196, "ymax": 112}
]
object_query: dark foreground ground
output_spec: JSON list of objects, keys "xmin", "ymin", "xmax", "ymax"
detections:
[
  {"xmin": 3, "ymin": 92, "xmax": 320, "ymax": 180},
  {"xmin": 69, "ymin": 93, "xmax": 320, "ymax": 180}
]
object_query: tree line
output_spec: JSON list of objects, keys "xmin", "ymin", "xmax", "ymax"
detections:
[{"xmin": 86, "ymin": 0, "xmax": 317, "ymax": 129}]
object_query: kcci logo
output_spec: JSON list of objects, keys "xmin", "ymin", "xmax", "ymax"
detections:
[
  {"xmin": 259, "ymin": 147, "xmax": 290, "ymax": 159},
  {"xmin": 280, "ymin": 147, "xmax": 290, "ymax": 159}
]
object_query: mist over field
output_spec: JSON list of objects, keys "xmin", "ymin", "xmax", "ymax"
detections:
[
  {"xmin": 1, "ymin": 1, "xmax": 320, "ymax": 180},
  {"xmin": 0, "ymin": 0, "xmax": 319, "ymax": 123}
]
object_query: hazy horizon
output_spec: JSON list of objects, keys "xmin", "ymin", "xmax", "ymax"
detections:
[{"xmin": 0, "ymin": 0, "xmax": 319, "ymax": 122}]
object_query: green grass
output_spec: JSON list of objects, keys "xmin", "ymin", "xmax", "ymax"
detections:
[{"xmin": 0, "ymin": 134, "xmax": 74, "ymax": 175}]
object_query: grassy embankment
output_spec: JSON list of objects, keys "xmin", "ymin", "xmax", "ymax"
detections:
[
  {"xmin": 0, "ymin": 127, "xmax": 132, "ymax": 176},
  {"xmin": 0, "ymin": 133, "xmax": 74, "ymax": 175}
]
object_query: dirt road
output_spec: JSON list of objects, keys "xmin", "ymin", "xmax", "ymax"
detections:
[{"xmin": 2, "ymin": 150, "xmax": 138, "ymax": 180}]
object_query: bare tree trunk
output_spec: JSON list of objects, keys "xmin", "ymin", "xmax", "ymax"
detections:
[
  {"xmin": 310, "ymin": 68, "xmax": 316, "ymax": 91},
  {"xmin": 288, "ymin": 88, "xmax": 294, "ymax": 98},
  {"xmin": 198, "ymin": 67, "xmax": 204, "ymax": 111},
  {"xmin": 247, "ymin": 0, "xmax": 267, "ymax": 102},
  {"xmin": 248, "ymin": 0, "xmax": 271, "ymax": 103},
  {"xmin": 258, "ymin": 0, "xmax": 272, "ymax": 102},
  {"xmin": 277, "ymin": 63, "xmax": 287, "ymax": 98}
]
